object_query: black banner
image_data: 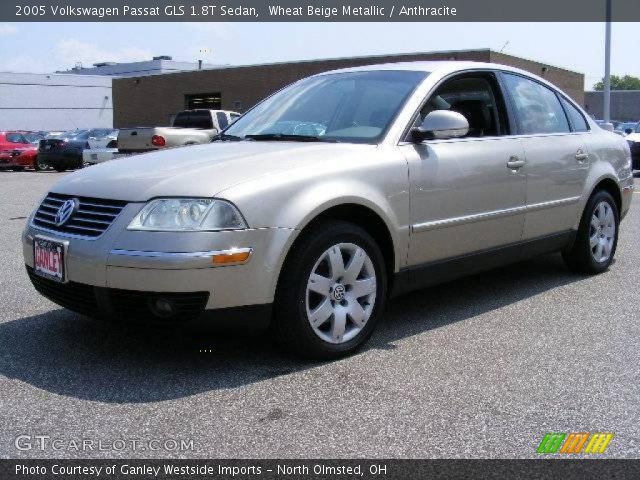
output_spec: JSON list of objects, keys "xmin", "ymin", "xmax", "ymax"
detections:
[
  {"xmin": 3, "ymin": 0, "xmax": 640, "ymax": 22},
  {"xmin": 2, "ymin": 459, "xmax": 640, "ymax": 480}
]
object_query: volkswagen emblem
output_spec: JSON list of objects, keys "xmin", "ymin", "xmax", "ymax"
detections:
[{"xmin": 54, "ymin": 198, "xmax": 78, "ymax": 227}]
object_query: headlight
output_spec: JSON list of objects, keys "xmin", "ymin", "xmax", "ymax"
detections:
[{"xmin": 128, "ymin": 198, "xmax": 247, "ymax": 231}]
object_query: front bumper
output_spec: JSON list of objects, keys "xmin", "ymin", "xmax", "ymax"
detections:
[{"xmin": 23, "ymin": 205, "xmax": 295, "ymax": 323}]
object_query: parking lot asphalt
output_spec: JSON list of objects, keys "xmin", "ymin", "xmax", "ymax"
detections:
[{"xmin": 0, "ymin": 170, "xmax": 639, "ymax": 459}]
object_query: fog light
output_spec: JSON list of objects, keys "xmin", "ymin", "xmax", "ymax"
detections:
[{"xmin": 149, "ymin": 297, "xmax": 174, "ymax": 318}]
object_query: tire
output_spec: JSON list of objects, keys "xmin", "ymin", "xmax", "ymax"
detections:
[
  {"xmin": 273, "ymin": 220, "xmax": 388, "ymax": 359},
  {"xmin": 562, "ymin": 190, "xmax": 619, "ymax": 274},
  {"xmin": 34, "ymin": 156, "xmax": 48, "ymax": 171},
  {"xmin": 54, "ymin": 165, "xmax": 67, "ymax": 172}
]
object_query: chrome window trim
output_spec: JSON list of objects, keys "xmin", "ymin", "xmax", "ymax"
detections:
[{"xmin": 412, "ymin": 196, "xmax": 580, "ymax": 232}]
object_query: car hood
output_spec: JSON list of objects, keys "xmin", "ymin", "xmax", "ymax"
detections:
[
  {"xmin": 626, "ymin": 132, "xmax": 640, "ymax": 143},
  {"xmin": 50, "ymin": 141, "xmax": 375, "ymax": 201}
]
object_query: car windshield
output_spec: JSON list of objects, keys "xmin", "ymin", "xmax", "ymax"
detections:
[
  {"xmin": 224, "ymin": 70, "xmax": 428, "ymax": 144},
  {"xmin": 616, "ymin": 122, "xmax": 635, "ymax": 131},
  {"xmin": 22, "ymin": 133, "xmax": 43, "ymax": 144}
]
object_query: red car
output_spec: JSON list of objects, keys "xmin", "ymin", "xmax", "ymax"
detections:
[{"xmin": 0, "ymin": 131, "xmax": 40, "ymax": 171}]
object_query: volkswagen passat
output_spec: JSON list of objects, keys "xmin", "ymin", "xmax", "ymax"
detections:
[{"xmin": 23, "ymin": 62, "xmax": 634, "ymax": 359}]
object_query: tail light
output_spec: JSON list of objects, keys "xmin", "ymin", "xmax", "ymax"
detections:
[
  {"xmin": 106, "ymin": 139, "xmax": 117, "ymax": 148},
  {"xmin": 151, "ymin": 135, "xmax": 166, "ymax": 147}
]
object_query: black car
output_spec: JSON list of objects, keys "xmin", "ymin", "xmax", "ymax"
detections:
[{"xmin": 37, "ymin": 129, "xmax": 94, "ymax": 172}]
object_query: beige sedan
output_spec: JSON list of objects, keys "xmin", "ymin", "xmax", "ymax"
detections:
[{"xmin": 23, "ymin": 61, "xmax": 633, "ymax": 358}]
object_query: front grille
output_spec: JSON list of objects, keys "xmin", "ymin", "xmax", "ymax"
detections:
[
  {"xmin": 27, "ymin": 267, "xmax": 209, "ymax": 323},
  {"xmin": 27, "ymin": 267, "xmax": 99, "ymax": 317},
  {"xmin": 32, "ymin": 192, "xmax": 127, "ymax": 238}
]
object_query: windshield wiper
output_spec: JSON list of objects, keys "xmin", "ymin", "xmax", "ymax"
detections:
[
  {"xmin": 214, "ymin": 133, "xmax": 243, "ymax": 142},
  {"xmin": 244, "ymin": 133, "xmax": 337, "ymax": 142}
]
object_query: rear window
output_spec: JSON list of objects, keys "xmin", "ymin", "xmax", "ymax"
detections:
[{"xmin": 173, "ymin": 111, "xmax": 214, "ymax": 129}]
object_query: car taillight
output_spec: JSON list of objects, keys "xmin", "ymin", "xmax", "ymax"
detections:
[
  {"xmin": 106, "ymin": 139, "xmax": 117, "ymax": 148},
  {"xmin": 151, "ymin": 135, "xmax": 166, "ymax": 147}
]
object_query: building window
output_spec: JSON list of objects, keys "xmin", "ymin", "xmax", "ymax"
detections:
[{"xmin": 185, "ymin": 92, "xmax": 221, "ymax": 110}]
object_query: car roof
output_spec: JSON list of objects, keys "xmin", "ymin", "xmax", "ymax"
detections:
[
  {"xmin": 318, "ymin": 60, "xmax": 575, "ymax": 102},
  {"xmin": 322, "ymin": 60, "xmax": 552, "ymax": 81}
]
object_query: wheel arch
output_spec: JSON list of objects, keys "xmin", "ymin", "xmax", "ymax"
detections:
[
  {"xmin": 590, "ymin": 177, "xmax": 622, "ymax": 215},
  {"xmin": 273, "ymin": 201, "xmax": 400, "ymax": 301}
]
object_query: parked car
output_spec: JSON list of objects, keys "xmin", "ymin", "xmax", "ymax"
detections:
[
  {"xmin": 37, "ymin": 129, "xmax": 89, "ymax": 172},
  {"xmin": 22, "ymin": 62, "xmax": 633, "ymax": 359},
  {"xmin": 614, "ymin": 122, "xmax": 638, "ymax": 137},
  {"xmin": 625, "ymin": 123, "xmax": 640, "ymax": 169},
  {"xmin": 117, "ymin": 110, "xmax": 239, "ymax": 153},
  {"xmin": 0, "ymin": 131, "xmax": 38, "ymax": 171},
  {"xmin": 87, "ymin": 129, "xmax": 118, "ymax": 149},
  {"xmin": 37, "ymin": 128, "xmax": 116, "ymax": 172}
]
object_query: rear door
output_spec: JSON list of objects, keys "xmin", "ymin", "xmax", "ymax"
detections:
[{"xmin": 500, "ymin": 72, "xmax": 589, "ymax": 240}]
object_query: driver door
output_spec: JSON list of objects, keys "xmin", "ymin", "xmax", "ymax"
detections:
[{"xmin": 401, "ymin": 71, "xmax": 527, "ymax": 267}]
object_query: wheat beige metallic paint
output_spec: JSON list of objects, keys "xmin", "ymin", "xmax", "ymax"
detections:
[{"xmin": 22, "ymin": 61, "xmax": 633, "ymax": 313}]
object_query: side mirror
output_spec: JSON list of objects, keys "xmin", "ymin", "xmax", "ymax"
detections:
[
  {"xmin": 411, "ymin": 110, "xmax": 469, "ymax": 142},
  {"xmin": 625, "ymin": 128, "xmax": 633, "ymax": 135}
]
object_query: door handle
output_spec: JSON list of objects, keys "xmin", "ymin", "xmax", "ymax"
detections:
[
  {"xmin": 575, "ymin": 149, "xmax": 588, "ymax": 162},
  {"xmin": 507, "ymin": 156, "xmax": 526, "ymax": 169}
]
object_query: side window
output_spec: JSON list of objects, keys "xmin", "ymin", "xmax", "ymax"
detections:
[
  {"xmin": 559, "ymin": 96, "xmax": 589, "ymax": 132},
  {"xmin": 216, "ymin": 112, "xmax": 229, "ymax": 130},
  {"xmin": 503, "ymin": 73, "xmax": 570, "ymax": 135},
  {"xmin": 6, "ymin": 133, "xmax": 25, "ymax": 143},
  {"xmin": 417, "ymin": 74, "xmax": 507, "ymax": 137}
]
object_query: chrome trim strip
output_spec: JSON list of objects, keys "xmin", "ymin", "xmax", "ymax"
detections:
[
  {"xmin": 110, "ymin": 248, "xmax": 252, "ymax": 259},
  {"xmin": 108, "ymin": 247, "xmax": 253, "ymax": 269},
  {"xmin": 29, "ymin": 223, "xmax": 102, "ymax": 241},
  {"xmin": 412, "ymin": 196, "xmax": 581, "ymax": 233},
  {"xmin": 524, "ymin": 196, "xmax": 581, "ymax": 213}
]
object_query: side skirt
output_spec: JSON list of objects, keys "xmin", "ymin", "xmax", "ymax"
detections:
[{"xmin": 391, "ymin": 230, "xmax": 576, "ymax": 297}]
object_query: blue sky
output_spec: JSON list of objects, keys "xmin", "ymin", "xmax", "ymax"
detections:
[{"xmin": 0, "ymin": 22, "xmax": 638, "ymax": 89}]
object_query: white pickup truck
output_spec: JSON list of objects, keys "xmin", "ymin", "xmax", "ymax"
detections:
[{"xmin": 116, "ymin": 109, "xmax": 240, "ymax": 153}]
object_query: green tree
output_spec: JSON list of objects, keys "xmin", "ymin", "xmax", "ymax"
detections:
[{"xmin": 593, "ymin": 75, "xmax": 640, "ymax": 91}]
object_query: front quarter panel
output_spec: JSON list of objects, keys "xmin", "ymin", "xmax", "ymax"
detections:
[{"xmin": 217, "ymin": 145, "xmax": 410, "ymax": 274}]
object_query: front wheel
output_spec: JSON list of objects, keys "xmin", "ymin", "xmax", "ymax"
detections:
[
  {"xmin": 562, "ymin": 190, "xmax": 619, "ymax": 274},
  {"xmin": 274, "ymin": 220, "xmax": 387, "ymax": 359}
]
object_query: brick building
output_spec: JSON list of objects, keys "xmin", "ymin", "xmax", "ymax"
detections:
[
  {"xmin": 112, "ymin": 49, "xmax": 584, "ymax": 128},
  {"xmin": 584, "ymin": 90, "xmax": 640, "ymax": 121}
]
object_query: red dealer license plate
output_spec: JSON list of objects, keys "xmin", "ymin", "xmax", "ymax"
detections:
[{"xmin": 33, "ymin": 237, "xmax": 66, "ymax": 282}]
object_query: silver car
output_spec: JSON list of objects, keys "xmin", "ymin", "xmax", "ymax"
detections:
[{"xmin": 23, "ymin": 61, "xmax": 634, "ymax": 359}]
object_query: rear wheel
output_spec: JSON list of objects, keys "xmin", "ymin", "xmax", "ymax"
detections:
[
  {"xmin": 34, "ymin": 156, "xmax": 47, "ymax": 171},
  {"xmin": 274, "ymin": 220, "xmax": 387, "ymax": 359},
  {"xmin": 562, "ymin": 190, "xmax": 619, "ymax": 274}
]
